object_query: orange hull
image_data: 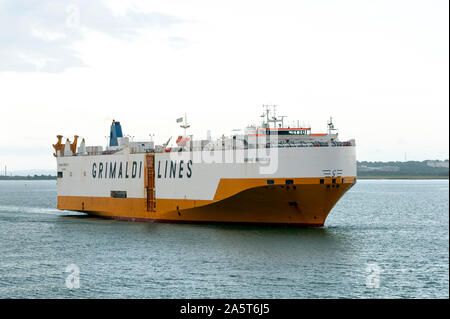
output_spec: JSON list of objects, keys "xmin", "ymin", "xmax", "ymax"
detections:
[{"xmin": 58, "ymin": 177, "xmax": 356, "ymax": 226}]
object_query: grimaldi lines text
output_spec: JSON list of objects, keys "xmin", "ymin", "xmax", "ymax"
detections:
[{"xmin": 54, "ymin": 107, "xmax": 357, "ymax": 226}]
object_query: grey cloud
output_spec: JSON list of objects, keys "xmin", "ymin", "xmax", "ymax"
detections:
[{"xmin": 0, "ymin": 0, "xmax": 184, "ymax": 72}]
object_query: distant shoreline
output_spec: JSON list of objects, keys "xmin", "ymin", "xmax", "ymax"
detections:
[
  {"xmin": 0, "ymin": 176, "xmax": 56, "ymax": 181},
  {"xmin": 357, "ymin": 176, "xmax": 448, "ymax": 180}
]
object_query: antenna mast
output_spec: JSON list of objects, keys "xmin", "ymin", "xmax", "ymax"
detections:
[
  {"xmin": 180, "ymin": 113, "xmax": 191, "ymax": 136},
  {"xmin": 262, "ymin": 104, "xmax": 286, "ymax": 128},
  {"xmin": 327, "ymin": 117, "xmax": 337, "ymax": 135}
]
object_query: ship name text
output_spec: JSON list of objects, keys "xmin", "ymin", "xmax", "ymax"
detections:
[
  {"xmin": 92, "ymin": 161, "xmax": 143, "ymax": 179},
  {"xmin": 157, "ymin": 160, "xmax": 193, "ymax": 179}
]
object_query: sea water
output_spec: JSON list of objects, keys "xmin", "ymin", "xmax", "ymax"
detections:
[{"xmin": 0, "ymin": 179, "xmax": 448, "ymax": 298}]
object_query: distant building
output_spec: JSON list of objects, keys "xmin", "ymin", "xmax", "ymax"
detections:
[
  {"xmin": 358, "ymin": 165, "xmax": 400, "ymax": 172},
  {"xmin": 426, "ymin": 160, "xmax": 449, "ymax": 168}
]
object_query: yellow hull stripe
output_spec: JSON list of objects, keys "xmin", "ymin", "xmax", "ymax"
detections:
[{"xmin": 58, "ymin": 177, "xmax": 356, "ymax": 226}]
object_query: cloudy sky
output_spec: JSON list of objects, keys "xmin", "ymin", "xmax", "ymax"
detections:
[{"xmin": 0, "ymin": 0, "xmax": 448, "ymax": 171}]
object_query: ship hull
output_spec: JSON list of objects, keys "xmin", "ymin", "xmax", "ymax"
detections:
[
  {"xmin": 58, "ymin": 177, "xmax": 356, "ymax": 226},
  {"xmin": 56, "ymin": 146, "xmax": 357, "ymax": 226}
]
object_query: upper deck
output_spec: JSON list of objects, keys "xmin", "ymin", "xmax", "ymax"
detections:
[{"xmin": 52, "ymin": 106, "xmax": 355, "ymax": 158}]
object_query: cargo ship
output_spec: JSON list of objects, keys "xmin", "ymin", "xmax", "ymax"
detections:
[{"xmin": 54, "ymin": 106, "xmax": 356, "ymax": 226}]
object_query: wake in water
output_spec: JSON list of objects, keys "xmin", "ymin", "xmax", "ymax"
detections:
[{"xmin": 0, "ymin": 205, "xmax": 83, "ymax": 216}]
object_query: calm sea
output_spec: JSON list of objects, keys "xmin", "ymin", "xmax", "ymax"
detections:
[{"xmin": 0, "ymin": 179, "xmax": 448, "ymax": 298}]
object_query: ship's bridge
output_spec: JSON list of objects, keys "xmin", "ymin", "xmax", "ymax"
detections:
[{"xmin": 261, "ymin": 127, "xmax": 311, "ymax": 136}]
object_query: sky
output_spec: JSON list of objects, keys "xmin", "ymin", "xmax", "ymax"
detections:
[{"xmin": 0, "ymin": 0, "xmax": 448, "ymax": 172}]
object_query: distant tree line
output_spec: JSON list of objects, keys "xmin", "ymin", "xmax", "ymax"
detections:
[{"xmin": 357, "ymin": 161, "xmax": 449, "ymax": 177}]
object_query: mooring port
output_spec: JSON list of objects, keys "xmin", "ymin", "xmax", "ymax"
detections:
[
  {"xmin": 288, "ymin": 201, "xmax": 298, "ymax": 207},
  {"xmin": 111, "ymin": 191, "xmax": 127, "ymax": 198}
]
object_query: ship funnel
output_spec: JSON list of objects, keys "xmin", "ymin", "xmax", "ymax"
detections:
[{"xmin": 109, "ymin": 120, "xmax": 123, "ymax": 147}]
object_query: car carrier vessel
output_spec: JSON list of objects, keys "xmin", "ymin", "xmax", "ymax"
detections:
[{"xmin": 54, "ymin": 106, "xmax": 356, "ymax": 226}]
